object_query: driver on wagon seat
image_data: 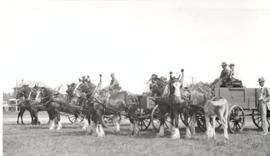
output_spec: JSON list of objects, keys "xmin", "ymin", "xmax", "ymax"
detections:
[{"xmin": 212, "ymin": 62, "xmax": 230, "ymax": 88}]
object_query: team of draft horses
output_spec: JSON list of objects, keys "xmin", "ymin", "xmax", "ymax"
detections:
[{"xmin": 15, "ymin": 62, "xmax": 269, "ymax": 140}]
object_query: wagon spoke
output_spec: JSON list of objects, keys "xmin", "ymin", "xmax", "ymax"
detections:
[{"xmin": 237, "ymin": 122, "xmax": 241, "ymax": 129}]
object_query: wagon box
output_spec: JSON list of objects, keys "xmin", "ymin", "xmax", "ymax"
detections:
[
  {"xmin": 138, "ymin": 95, "xmax": 156, "ymax": 109},
  {"xmin": 214, "ymin": 88, "xmax": 259, "ymax": 109},
  {"xmin": 214, "ymin": 87, "xmax": 270, "ymax": 132}
]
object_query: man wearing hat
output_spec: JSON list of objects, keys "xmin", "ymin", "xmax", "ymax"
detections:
[
  {"xmin": 258, "ymin": 77, "xmax": 270, "ymax": 135},
  {"xmin": 219, "ymin": 62, "xmax": 230, "ymax": 87},
  {"xmin": 226, "ymin": 63, "xmax": 243, "ymax": 87},
  {"xmin": 229, "ymin": 63, "xmax": 235, "ymax": 79}
]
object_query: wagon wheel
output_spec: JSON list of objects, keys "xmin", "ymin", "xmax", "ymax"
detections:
[
  {"xmin": 252, "ymin": 109, "xmax": 270, "ymax": 129},
  {"xmin": 102, "ymin": 114, "xmax": 114, "ymax": 128},
  {"xmin": 196, "ymin": 111, "xmax": 206, "ymax": 132},
  {"xmin": 196, "ymin": 111, "xmax": 222, "ymax": 132},
  {"xmin": 151, "ymin": 105, "xmax": 172, "ymax": 132},
  {"xmin": 68, "ymin": 114, "xmax": 84, "ymax": 124},
  {"xmin": 180, "ymin": 112, "xmax": 192, "ymax": 127},
  {"xmin": 138, "ymin": 117, "xmax": 151, "ymax": 131},
  {"xmin": 137, "ymin": 109, "xmax": 152, "ymax": 131},
  {"xmin": 228, "ymin": 105, "xmax": 245, "ymax": 133}
]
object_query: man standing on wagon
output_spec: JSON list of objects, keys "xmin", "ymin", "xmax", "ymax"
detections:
[{"xmin": 258, "ymin": 77, "xmax": 270, "ymax": 136}]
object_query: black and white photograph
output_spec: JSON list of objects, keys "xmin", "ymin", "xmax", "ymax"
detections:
[{"xmin": 1, "ymin": 0, "xmax": 270, "ymax": 155}]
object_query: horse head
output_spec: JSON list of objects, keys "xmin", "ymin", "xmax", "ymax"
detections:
[
  {"xmin": 16, "ymin": 85, "xmax": 31, "ymax": 99},
  {"xmin": 66, "ymin": 83, "xmax": 76, "ymax": 97},
  {"xmin": 169, "ymin": 78, "xmax": 184, "ymax": 102},
  {"xmin": 145, "ymin": 75, "xmax": 168, "ymax": 97},
  {"xmin": 35, "ymin": 86, "xmax": 54, "ymax": 103}
]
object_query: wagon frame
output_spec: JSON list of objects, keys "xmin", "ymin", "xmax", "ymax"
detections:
[{"xmin": 203, "ymin": 87, "xmax": 270, "ymax": 133}]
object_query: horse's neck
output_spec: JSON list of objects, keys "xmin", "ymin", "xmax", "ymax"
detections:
[
  {"xmin": 191, "ymin": 90, "xmax": 208, "ymax": 106},
  {"xmin": 22, "ymin": 88, "xmax": 30, "ymax": 99}
]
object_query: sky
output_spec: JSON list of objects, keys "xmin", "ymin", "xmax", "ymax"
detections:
[{"xmin": 1, "ymin": 0, "xmax": 270, "ymax": 94}]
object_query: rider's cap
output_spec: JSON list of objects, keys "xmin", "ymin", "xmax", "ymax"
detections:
[
  {"xmin": 229, "ymin": 63, "xmax": 235, "ymax": 67},
  {"xmin": 258, "ymin": 77, "xmax": 265, "ymax": 82}
]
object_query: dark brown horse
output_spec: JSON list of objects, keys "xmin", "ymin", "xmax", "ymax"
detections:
[
  {"xmin": 154, "ymin": 77, "xmax": 195, "ymax": 139},
  {"xmin": 36, "ymin": 81, "xmax": 97, "ymax": 131},
  {"xmin": 88, "ymin": 88, "xmax": 140, "ymax": 137},
  {"xmin": 16, "ymin": 85, "xmax": 40, "ymax": 124},
  {"xmin": 145, "ymin": 71, "xmax": 196, "ymax": 139}
]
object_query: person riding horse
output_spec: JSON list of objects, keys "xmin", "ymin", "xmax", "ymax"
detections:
[{"xmin": 109, "ymin": 73, "xmax": 121, "ymax": 93}]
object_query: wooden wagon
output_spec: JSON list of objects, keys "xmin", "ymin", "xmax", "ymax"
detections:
[
  {"xmin": 101, "ymin": 94, "xmax": 156, "ymax": 131},
  {"xmin": 213, "ymin": 87, "xmax": 270, "ymax": 133},
  {"xmin": 149, "ymin": 87, "xmax": 270, "ymax": 133}
]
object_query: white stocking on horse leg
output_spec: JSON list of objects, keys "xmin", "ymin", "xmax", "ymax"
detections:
[
  {"xmin": 190, "ymin": 115, "xmax": 196, "ymax": 135},
  {"xmin": 185, "ymin": 126, "xmax": 191, "ymax": 139},
  {"xmin": 205, "ymin": 116, "xmax": 211, "ymax": 139},
  {"xmin": 224, "ymin": 119, "xmax": 229, "ymax": 140},
  {"xmin": 96, "ymin": 124, "xmax": 105, "ymax": 137},
  {"xmin": 212, "ymin": 117, "xmax": 216, "ymax": 140},
  {"xmin": 82, "ymin": 119, "xmax": 89, "ymax": 131},
  {"xmin": 88, "ymin": 120, "xmax": 94, "ymax": 134},
  {"xmin": 57, "ymin": 119, "xmax": 62, "ymax": 131},
  {"xmin": 172, "ymin": 126, "xmax": 181, "ymax": 139},
  {"xmin": 134, "ymin": 121, "xmax": 139, "ymax": 135},
  {"xmin": 100, "ymin": 124, "xmax": 105, "ymax": 137},
  {"xmin": 158, "ymin": 124, "xmax": 165, "ymax": 137},
  {"xmin": 96, "ymin": 124, "xmax": 101, "ymax": 137},
  {"xmin": 113, "ymin": 115, "xmax": 121, "ymax": 133},
  {"xmin": 49, "ymin": 119, "xmax": 55, "ymax": 130},
  {"xmin": 115, "ymin": 122, "xmax": 120, "ymax": 133}
]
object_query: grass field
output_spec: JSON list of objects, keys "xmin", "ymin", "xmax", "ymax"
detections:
[{"xmin": 3, "ymin": 111, "xmax": 270, "ymax": 156}]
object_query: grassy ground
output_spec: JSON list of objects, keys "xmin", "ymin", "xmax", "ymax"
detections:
[{"xmin": 3, "ymin": 112, "xmax": 270, "ymax": 156}]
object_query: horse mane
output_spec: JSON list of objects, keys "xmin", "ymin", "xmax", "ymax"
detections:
[{"xmin": 187, "ymin": 82, "xmax": 214, "ymax": 100}]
